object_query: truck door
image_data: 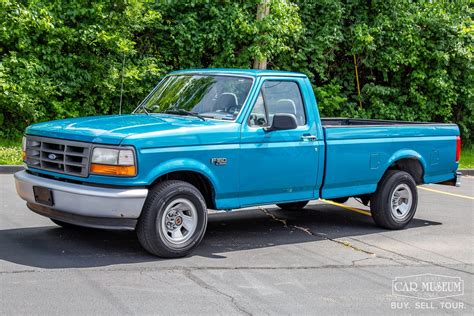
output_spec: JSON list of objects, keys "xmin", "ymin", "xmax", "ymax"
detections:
[{"xmin": 239, "ymin": 77, "xmax": 320, "ymax": 207}]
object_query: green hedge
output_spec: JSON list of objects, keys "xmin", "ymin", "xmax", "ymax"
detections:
[{"xmin": 1, "ymin": 0, "xmax": 472, "ymax": 144}]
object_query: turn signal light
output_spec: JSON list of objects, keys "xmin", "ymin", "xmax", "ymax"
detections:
[
  {"xmin": 90, "ymin": 146, "xmax": 136, "ymax": 176},
  {"xmin": 90, "ymin": 164, "xmax": 136, "ymax": 176}
]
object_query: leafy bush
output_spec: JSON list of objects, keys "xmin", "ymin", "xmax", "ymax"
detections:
[
  {"xmin": 0, "ymin": 0, "xmax": 165, "ymax": 138},
  {"xmin": 0, "ymin": 0, "xmax": 472, "ymax": 144}
]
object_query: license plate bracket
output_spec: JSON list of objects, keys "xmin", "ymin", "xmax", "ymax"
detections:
[{"xmin": 33, "ymin": 186, "xmax": 54, "ymax": 206}]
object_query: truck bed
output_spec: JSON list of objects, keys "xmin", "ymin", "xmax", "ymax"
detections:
[{"xmin": 320, "ymin": 118, "xmax": 459, "ymax": 199}]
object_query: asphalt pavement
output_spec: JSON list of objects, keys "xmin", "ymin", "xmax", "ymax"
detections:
[{"xmin": 0, "ymin": 174, "xmax": 473, "ymax": 315}]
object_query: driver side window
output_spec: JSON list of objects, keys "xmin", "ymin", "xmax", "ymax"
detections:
[{"xmin": 248, "ymin": 80, "xmax": 306, "ymax": 127}]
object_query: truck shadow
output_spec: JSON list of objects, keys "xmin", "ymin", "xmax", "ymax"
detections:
[{"xmin": 0, "ymin": 203, "xmax": 441, "ymax": 269}]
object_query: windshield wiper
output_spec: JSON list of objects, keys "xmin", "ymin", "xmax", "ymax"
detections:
[{"xmin": 164, "ymin": 109, "xmax": 206, "ymax": 121}]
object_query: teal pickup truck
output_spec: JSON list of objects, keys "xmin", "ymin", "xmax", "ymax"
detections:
[{"xmin": 15, "ymin": 69, "xmax": 462, "ymax": 257}]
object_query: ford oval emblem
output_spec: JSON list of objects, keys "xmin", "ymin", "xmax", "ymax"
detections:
[{"xmin": 48, "ymin": 153, "xmax": 57, "ymax": 160}]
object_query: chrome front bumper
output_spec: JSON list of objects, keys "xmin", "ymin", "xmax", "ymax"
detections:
[{"xmin": 14, "ymin": 170, "xmax": 148, "ymax": 229}]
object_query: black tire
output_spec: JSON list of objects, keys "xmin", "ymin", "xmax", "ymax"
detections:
[
  {"xmin": 370, "ymin": 170, "xmax": 418, "ymax": 230},
  {"xmin": 331, "ymin": 197, "xmax": 349, "ymax": 204},
  {"xmin": 136, "ymin": 180, "xmax": 208, "ymax": 258},
  {"xmin": 51, "ymin": 218, "xmax": 79, "ymax": 228},
  {"xmin": 276, "ymin": 201, "xmax": 309, "ymax": 211}
]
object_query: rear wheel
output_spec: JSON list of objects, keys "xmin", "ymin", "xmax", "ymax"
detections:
[
  {"xmin": 276, "ymin": 201, "xmax": 309, "ymax": 211},
  {"xmin": 370, "ymin": 170, "xmax": 418, "ymax": 230},
  {"xmin": 136, "ymin": 180, "xmax": 208, "ymax": 258}
]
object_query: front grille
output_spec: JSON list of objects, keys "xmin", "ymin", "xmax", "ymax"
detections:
[{"xmin": 25, "ymin": 136, "xmax": 92, "ymax": 177}]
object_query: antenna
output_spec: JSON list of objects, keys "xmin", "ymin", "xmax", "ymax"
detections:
[{"xmin": 119, "ymin": 52, "xmax": 126, "ymax": 115}]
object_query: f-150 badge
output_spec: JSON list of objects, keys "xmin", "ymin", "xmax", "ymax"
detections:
[{"xmin": 211, "ymin": 158, "xmax": 227, "ymax": 166}]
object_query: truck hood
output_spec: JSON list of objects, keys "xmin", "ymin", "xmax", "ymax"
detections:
[{"xmin": 26, "ymin": 114, "xmax": 230, "ymax": 145}]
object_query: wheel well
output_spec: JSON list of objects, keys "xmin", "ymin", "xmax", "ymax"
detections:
[
  {"xmin": 387, "ymin": 158, "xmax": 424, "ymax": 184},
  {"xmin": 151, "ymin": 171, "xmax": 216, "ymax": 209}
]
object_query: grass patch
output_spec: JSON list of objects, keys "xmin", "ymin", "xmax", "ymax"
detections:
[
  {"xmin": 459, "ymin": 146, "xmax": 474, "ymax": 169},
  {"xmin": 0, "ymin": 138, "xmax": 473, "ymax": 169},
  {"xmin": 0, "ymin": 139, "xmax": 22, "ymax": 165}
]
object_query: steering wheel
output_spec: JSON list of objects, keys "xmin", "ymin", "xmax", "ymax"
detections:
[{"xmin": 226, "ymin": 105, "xmax": 239, "ymax": 114}]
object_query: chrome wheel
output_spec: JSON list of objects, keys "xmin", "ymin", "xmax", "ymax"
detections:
[
  {"xmin": 390, "ymin": 183, "xmax": 413, "ymax": 221},
  {"xmin": 160, "ymin": 198, "xmax": 198, "ymax": 245}
]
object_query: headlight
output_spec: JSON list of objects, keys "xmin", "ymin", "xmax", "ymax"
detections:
[
  {"xmin": 90, "ymin": 147, "xmax": 136, "ymax": 176},
  {"xmin": 21, "ymin": 136, "xmax": 26, "ymax": 161}
]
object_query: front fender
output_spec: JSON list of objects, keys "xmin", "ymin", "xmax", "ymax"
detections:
[{"xmin": 144, "ymin": 158, "xmax": 220, "ymax": 192}]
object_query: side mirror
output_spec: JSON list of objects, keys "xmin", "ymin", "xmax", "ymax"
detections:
[{"xmin": 265, "ymin": 113, "xmax": 298, "ymax": 132}]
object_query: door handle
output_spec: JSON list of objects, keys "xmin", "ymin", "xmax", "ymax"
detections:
[{"xmin": 301, "ymin": 134, "xmax": 317, "ymax": 141}]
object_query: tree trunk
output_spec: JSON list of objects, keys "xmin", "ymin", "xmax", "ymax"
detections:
[{"xmin": 253, "ymin": 0, "xmax": 270, "ymax": 70}]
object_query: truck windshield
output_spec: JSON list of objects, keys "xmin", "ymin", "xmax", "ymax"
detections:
[{"xmin": 138, "ymin": 75, "xmax": 253, "ymax": 120}]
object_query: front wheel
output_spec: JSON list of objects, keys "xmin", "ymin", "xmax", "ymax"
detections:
[
  {"xmin": 276, "ymin": 201, "xmax": 309, "ymax": 211},
  {"xmin": 136, "ymin": 180, "xmax": 208, "ymax": 258},
  {"xmin": 370, "ymin": 170, "xmax": 418, "ymax": 230}
]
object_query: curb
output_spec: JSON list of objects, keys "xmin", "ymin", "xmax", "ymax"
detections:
[
  {"xmin": 0, "ymin": 165, "xmax": 473, "ymax": 176},
  {"xmin": 459, "ymin": 169, "xmax": 474, "ymax": 176},
  {"xmin": 0, "ymin": 165, "xmax": 24, "ymax": 174}
]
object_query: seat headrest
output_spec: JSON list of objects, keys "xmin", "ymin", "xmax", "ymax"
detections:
[
  {"xmin": 216, "ymin": 94, "xmax": 237, "ymax": 109},
  {"xmin": 274, "ymin": 99, "xmax": 296, "ymax": 115}
]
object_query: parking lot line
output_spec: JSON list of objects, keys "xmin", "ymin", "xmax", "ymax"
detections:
[
  {"xmin": 320, "ymin": 199, "xmax": 371, "ymax": 217},
  {"xmin": 418, "ymin": 186, "xmax": 474, "ymax": 200}
]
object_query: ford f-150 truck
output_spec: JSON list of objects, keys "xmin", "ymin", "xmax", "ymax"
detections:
[{"xmin": 15, "ymin": 69, "xmax": 462, "ymax": 258}]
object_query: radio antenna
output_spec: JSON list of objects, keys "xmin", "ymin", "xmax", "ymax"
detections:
[{"xmin": 119, "ymin": 52, "xmax": 126, "ymax": 115}]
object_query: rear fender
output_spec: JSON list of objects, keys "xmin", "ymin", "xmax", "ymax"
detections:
[{"xmin": 384, "ymin": 149, "xmax": 427, "ymax": 183}]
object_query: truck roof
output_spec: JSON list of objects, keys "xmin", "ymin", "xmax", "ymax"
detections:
[{"xmin": 170, "ymin": 68, "xmax": 307, "ymax": 78}]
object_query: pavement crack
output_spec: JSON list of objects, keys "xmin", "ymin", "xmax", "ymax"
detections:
[
  {"xmin": 74, "ymin": 270, "xmax": 135, "ymax": 315},
  {"xmin": 1, "ymin": 263, "xmax": 473, "ymax": 275},
  {"xmin": 348, "ymin": 237, "xmax": 474, "ymax": 275},
  {"xmin": 258, "ymin": 207, "xmax": 460, "ymax": 268},
  {"xmin": 378, "ymin": 233, "xmax": 468, "ymax": 265},
  {"xmin": 183, "ymin": 269, "xmax": 251, "ymax": 315},
  {"xmin": 257, "ymin": 207, "xmax": 463, "ymax": 268},
  {"xmin": 259, "ymin": 207, "xmax": 288, "ymax": 227},
  {"xmin": 259, "ymin": 207, "xmax": 375, "ymax": 256}
]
